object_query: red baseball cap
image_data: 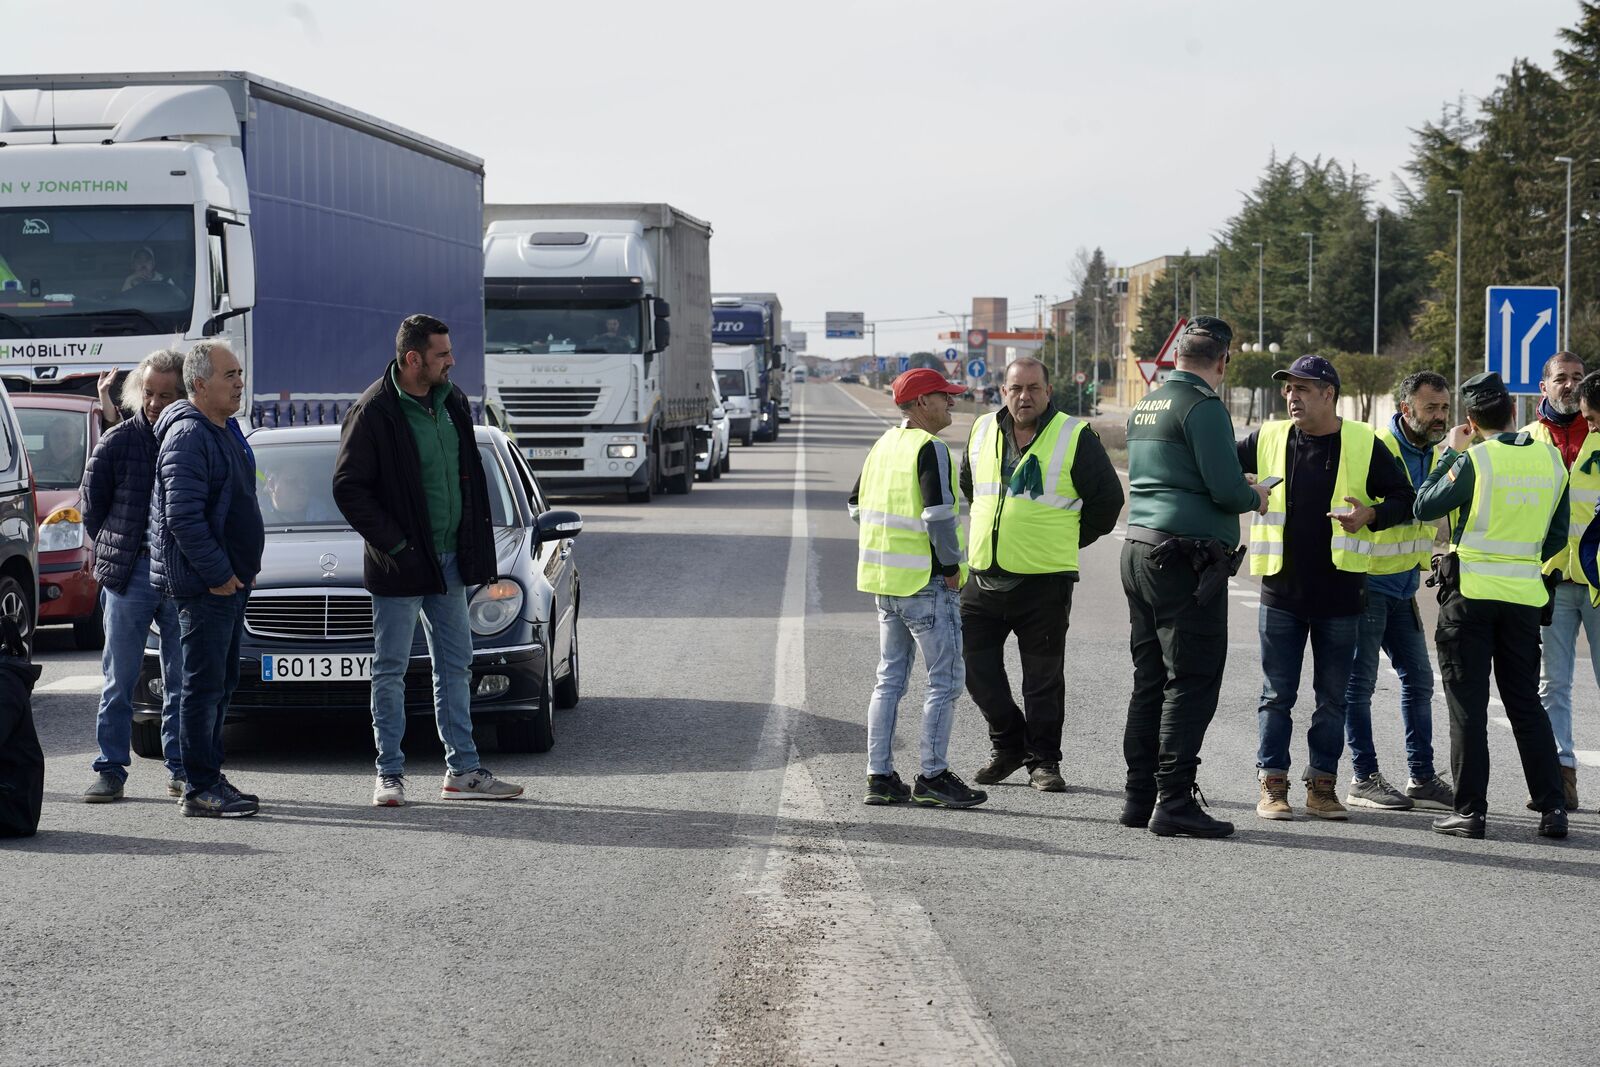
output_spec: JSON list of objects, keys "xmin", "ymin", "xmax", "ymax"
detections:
[{"xmin": 891, "ymin": 368, "xmax": 966, "ymax": 405}]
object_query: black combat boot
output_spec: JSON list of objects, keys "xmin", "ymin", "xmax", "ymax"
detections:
[
  {"xmin": 1148, "ymin": 785, "xmax": 1234, "ymax": 838},
  {"xmin": 1119, "ymin": 792, "xmax": 1155, "ymax": 828}
]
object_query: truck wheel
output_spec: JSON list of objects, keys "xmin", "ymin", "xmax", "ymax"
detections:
[
  {"xmin": 499, "ymin": 642, "xmax": 556, "ymax": 753},
  {"xmin": 666, "ymin": 429, "xmax": 695, "ymax": 494},
  {"xmin": 720, "ymin": 448, "xmax": 732, "ymax": 474},
  {"xmin": 131, "ymin": 717, "xmax": 164, "ymax": 760},
  {"xmin": 740, "ymin": 427, "xmax": 754, "ymax": 447},
  {"xmin": 73, "ymin": 601, "xmax": 106, "ymax": 651}
]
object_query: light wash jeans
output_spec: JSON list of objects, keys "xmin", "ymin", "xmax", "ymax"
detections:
[
  {"xmin": 1342, "ymin": 590, "xmax": 1436, "ymax": 781},
  {"xmin": 1539, "ymin": 581, "xmax": 1600, "ymax": 769},
  {"xmin": 867, "ymin": 577, "xmax": 964, "ymax": 780},
  {"xmin": 93, "ymin": 555, "xmax": 184, "ymax": 781},
  {"xmin": 370, "ymin": 552, "xmax": 480, "ymax": 776}
]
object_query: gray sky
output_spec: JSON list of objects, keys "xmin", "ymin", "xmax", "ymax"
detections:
[{"xmin": 4, "ymin": 0, "xmax": 1579, "ymax": 360}]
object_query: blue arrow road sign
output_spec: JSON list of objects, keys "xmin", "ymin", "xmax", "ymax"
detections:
[
  {"xmin": 1485, "ymin": 286, "xmax": 1560, "ymax": 394},
  {"xmin": 967, "ymin": 358, "xmax": 987, "ymax": 380},
  {"xmin": 876, "ymin": 357, "xmax": 887, "ymax": 372},
  {"xmin": 897, "ymin": 356, "xmax": 910, "ymax": 373},
  {"xmin": 944, "ymin": 347, "xmax": 959, "ymax": 360}
]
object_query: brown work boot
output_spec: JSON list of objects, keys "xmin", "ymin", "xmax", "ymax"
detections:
[
  {"xmin": 1256, "ymin": 774, "xmax": 1292, "ymax": 820},
  {"xmin": 1562, "ymin": 765, "xmax": 1579, "ymax": 812},
  {"xmin": 1304, "ymin": 775, "xmax": 1349, "ymax": 820}
]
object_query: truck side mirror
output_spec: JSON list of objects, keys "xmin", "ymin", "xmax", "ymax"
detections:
[
  {"xmin": 224, "ymin": 224, "xmax": 256, "ymax": 311},
  {"xmin": 654, "ymin": 298, "xmax": 671, "ymax": 320},
  {"xmin": 652, "ymin": 317, "xmax": 671, "ymax": 353}
]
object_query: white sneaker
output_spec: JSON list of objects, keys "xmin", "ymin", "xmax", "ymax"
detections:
[
  {"xmin": 373, "ymin": 774, "xmax": 406, "ymax": 807},
  {"xmin": 440, "ymin": 767, "xmax": 524, "ymax": 801}
]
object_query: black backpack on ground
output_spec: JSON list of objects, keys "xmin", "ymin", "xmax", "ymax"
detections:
[{"xmin": 0, "ymin": 617, "xmax": 44, "ymax": 838}]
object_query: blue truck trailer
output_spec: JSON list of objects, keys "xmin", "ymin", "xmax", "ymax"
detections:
[
  {"xmin": 0, "ymin": 72, "xmax": 484, "ymax": 422},
  {"xmin": 711, "ymin": 292, "xmax": 784, "ymax": 442}
]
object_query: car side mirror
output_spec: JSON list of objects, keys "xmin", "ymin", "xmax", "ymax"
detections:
[{"xmin": 535, "ymin": 509, "xmax": 583, "ymax": 543}]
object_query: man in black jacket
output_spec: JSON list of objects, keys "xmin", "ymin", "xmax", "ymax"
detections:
[
  {"xmin": 79, "ymin": 348, "xmax": 188, "ymax": 802},
  {"xmin": 333, "ymin": 315, "xmax": 524, "ymax": 807}
]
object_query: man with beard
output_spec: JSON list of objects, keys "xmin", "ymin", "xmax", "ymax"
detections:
[
  {"xmin": 1340, "ymin": 371, "xmax": 1457, "ymax": 812},
  {"xmin": 1522, "ymin": 351, "xmax": 1600, "ymax": 810}
]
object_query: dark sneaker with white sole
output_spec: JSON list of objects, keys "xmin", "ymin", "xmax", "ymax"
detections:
[
  {"xmin": 863, "ymin": 773, "xmax": 911, "ymax": 806},
  {"xmin": 167, "ymin": 777, "xmax": 187, "ymax": 798},
  {"xmin": 1029, "ymin": 763, "xmax": 1067, "ymax": 792},
  {"xmin": 219, "ymin": 776, "xmax": 258, "ymax": 804},
  {"xmin": 1404, "ymin": 775, "xmax": 1454, "ymax": 811},
  {"xmin": 181, "ymin": 785, "xmax": 259, "ymax": 818},
  {"xmin": 1345, "ymin": 772, "xmax": 1413, "ymax": 811},
  {"xmin": 913, "ymin": 770, "xmax": 988, "ymax": 809},
  {"xmin": 83, "ymin": 772, "xmax": 125, "ymax": 803}
]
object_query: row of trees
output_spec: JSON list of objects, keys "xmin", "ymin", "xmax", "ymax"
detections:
[{"xmin": 1100, "ymin": 2, "xmax": 1600, "ymax": 394}]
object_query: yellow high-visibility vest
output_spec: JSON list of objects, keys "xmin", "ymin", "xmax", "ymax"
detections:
[
  {"xmin": 1248, "ymin": 419, "xmax": 1379, "ymax": 576},
  {"xmin": 856, "ymin": 426, "xmax": 967, "ymax": 596},
  {"xmin": 1453, "ymin": 436, "xmax": 1567, "ymax": 606},
  {"xmin": 967, "ymin": 409, "xmax": 1086, "ymax": 574},
  {"xmin": 1523, "ymin": 420, "xmax": 1600, "ymax": 588},
  {"xmin": 1368, "ymin": 426, "xmax": 1438, "ymax": 575}
]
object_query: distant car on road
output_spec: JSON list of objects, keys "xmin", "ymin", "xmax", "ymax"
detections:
[
  {"xmin": 697, "ymin": 403, "xmax": 731, "ymax": 481},
  {"xmin": 839, "ymin": 373, "xmax": 861, "ymax": 385},
  {"xmin": 10, "ymin": 392, "xmax": 104, "ymax": 648},
  {"xmin": 131, "ymin": 423, "xmax": 583, "ymax": 757},
  {"xmin": 0, "ymin": 382, "xmax": 36, "ymax": 650}
]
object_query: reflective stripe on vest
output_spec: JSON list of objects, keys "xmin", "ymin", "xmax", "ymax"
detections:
[
  {"xmin": 1368, "ymin": 426, "xmax": 1437, "ymax": 575},
  {"xmin": 1248, "ymin": 420, "xmax": 1379, "ymax": 577},
  {"xmin": 1453, "ymin": 437, "xmax": 1567, "ymax": 606},
  {"xmin": 1523, "ymin": 420, "xmax": 1600, "ymax": 587},
  {"xmin": 856, "ymin": 426, "xmax": 968, "ymax": 596},
  {"xmin": 967, "ymin": 410, "xmax": 1085, "ymax": 574}
]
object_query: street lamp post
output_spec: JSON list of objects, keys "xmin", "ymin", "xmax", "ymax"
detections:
[
  {"xmin": 1070, "ymin": 317, "xmax": 1079, "ymax": 415},
  {"xmin": 1299, "ymin": 231, "xmax": 1314, "ymax": 346},
  {"xmin": 1447, "ymin": 189, "xmax": 1463, "ymax": 404},
  {"xmin": 1213, "ymin": 250, "xmax": 1220, "ymax": 316},
  {"xmin": 1372, "ymin": 211, "xmax": 1382, "ymax": 356},
  {"xmin": 1556, "ymin": 155, "xmax": 1574, "ymax": 349},
  {"xmin": 1252, "ymin": 242, "xmax": 1264, "ymax": 346}
]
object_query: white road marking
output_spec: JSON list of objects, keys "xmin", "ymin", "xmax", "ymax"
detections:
[
  {"xmin": 835, "ymin": 382, "xmax": 897, "ymax": 426},
  {"xmin": 714, "ymin": 385, "xmax": 1012, "ymax": 1065},
  {"xmin": 1576, "ymin": 750, "xmax": 1600, "ymax": 768},
  {"xmin": 36, "ymin": 674, "xmax": 102, "ymax": 694}
]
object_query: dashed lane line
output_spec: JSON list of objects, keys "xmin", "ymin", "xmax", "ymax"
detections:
[{"xmin": 35, "ymin": 675, "xmax": 102, "ymax": 694}]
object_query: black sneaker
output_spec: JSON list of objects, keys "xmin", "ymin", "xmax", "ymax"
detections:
[
  {"xmin": 1148, "ymin": 785, "xmax": 1234, "ymax": 838},
  {"xmin": 973, "ymin": 752, "xmax": 1027, "ymax": 785},
  {"xmin": 1029, "ymin": 763, "xmax": 1067, "ymax": 793},
  {"xmin": 1539, "ymin": 808, "xmax": 1569, "ymax": 839},
  {"xmin": 864, "ymin": 773, "xmax": 912, "ymax": 806},
  {"xmin": 181, "ymin": 784, "xmax": 259, "ymax": 818},
  {"xmin": 913, "ymin": 770, "xmax": 988, "ymax": 809},
  {"xmin": 218, "ymin": 775, "xmax": 258, "ymax": 804}
]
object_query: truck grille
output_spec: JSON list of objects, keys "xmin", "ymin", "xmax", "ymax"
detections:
[
  {"xmin": 499, "ymin": 386, "xmax": 603, "ymax": 420},
  {"xmin": 245, "ymin": 594, "xmax": 375, "ymax": 641}
]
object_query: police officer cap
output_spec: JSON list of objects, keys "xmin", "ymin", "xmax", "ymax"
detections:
[
  {"xmin": 1181, "ymin": 316, "xmax": 1233, "ymax": 346},
  {"xmin": 1461, "ymin": 371, "xmax": 1509, "ymax": 403}
]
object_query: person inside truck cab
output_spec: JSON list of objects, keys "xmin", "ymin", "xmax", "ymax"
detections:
[
  {"xmin": 584, "ymin": 317, "xmax": 634, "ymax": 354},
  {"xmin": 121, "ymin": 247, "xmax": 167, "ymax": 292}
]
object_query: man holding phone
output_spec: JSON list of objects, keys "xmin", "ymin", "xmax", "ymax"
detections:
[
  {"xmin": 1121, "ymin": 318, "xmax": 1268, "ymax": 837},
  {"xmin": 1239, "ymin": 356, "xmax": 1416, "ymax": 821}
]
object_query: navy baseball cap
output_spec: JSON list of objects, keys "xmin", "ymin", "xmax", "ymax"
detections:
[
  {"xmin": 1181, "ymin": 316, "xmax": 1233, "ymax": 346},
  {"xmin": 1272, "ymin": 354, "xmax": 1341, "ymax": 390}
]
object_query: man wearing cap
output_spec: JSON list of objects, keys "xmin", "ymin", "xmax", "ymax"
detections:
[
  {"xmin": 1521, "ymin": 352, "xmax": 1599, "ymax": 810},
  {"xmin": 1415, "ymin": 371, "xmax": 1569, "ymax": 840},
  {"xmin": 1121, "ymin": 317, "xmax": 1268, "ymax": 838},
  {"xmin": 847, "ymin": 368, "xmax": 987, "ymax": 809},
  {"xmin": 1340, "ymin": 371, "xmax": 1458, "ymax": 813},
  {"xmin": 1239, "ymin": 355, "xmax": 1415, "ymax": 821},
  {"xmin": 960, "ymin": 356, "xmax": 1124, "ymax": 793}
]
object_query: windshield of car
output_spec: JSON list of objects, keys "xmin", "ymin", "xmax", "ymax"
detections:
[
  {"xmin": 486, "ymin": 300, "xmax": 642, "ymax": 355},
  {"xmin": 716, "ymin": 369, "xmax": 747, "ymax": 398},
  {"xmin": 254, "ymin": 442, "xmax": 344, "ymax": 530},
  {"xmin": 0, "ymin": 207, "xmax": 196, "ymax": 339},
  {"xmin": 16, "ymin": 408, "xmax": 87, "ymax": 489}
]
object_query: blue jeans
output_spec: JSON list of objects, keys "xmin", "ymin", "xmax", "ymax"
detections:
[
  {"xmin": 1342, "ymin": 591, "xmax": 1436, "ymax": 781},
  {"xmin": 93, "ymin": 556, "xmax": 184, "ymax": 781},
  {"xmin": 1256, "ymin": 604, "xmax": 1359, "ymax": 778},
  {"xmin": 370, "ymin": 552, "xmax": 479, "ymax": 776},
  {"xmin": 1539, "ymin": 581, "xmax": 1600, "ymax": 769},
  {"xmin": 867, "ymin": 578, "xmax": 964, "ymax": 779},
  {"xmin": 174, "ymin": 587, "xmax": 250, "ymax": 793}
]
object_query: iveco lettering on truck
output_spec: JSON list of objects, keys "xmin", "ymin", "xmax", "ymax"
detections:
[
  {"xmin": 0, "ymin": 72, "xmax": 485, "ymax": 420},
  {"xmin": 481, "ymin": 203, "xmax": 714, "ymax": 502}
]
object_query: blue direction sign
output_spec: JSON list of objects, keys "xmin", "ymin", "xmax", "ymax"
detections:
[
  {"xmin": 897, "ymin": 355, "xmax": 910, "ymax": 373},
  {"xmin": 944, "ymin": 347, "xmax": 959, "ymax": 360},
  {"xmin": 967, "ymin": 358, "xmax": 987, "ymax": 380},
  {"xmin": 875, "ymin": 356, "xmax": 887, "ymax": 372},
  {"xmin": 1485, "ymin": 286, "xmax": 1560, "ymax": 394}
]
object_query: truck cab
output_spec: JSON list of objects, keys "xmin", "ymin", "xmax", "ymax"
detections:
[{"xmin": 712, "ymin": 344, "xmax": 761, "ymax": 447}]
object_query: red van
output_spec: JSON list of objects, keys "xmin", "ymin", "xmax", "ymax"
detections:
[{"xmin": 12, "ymin": 393, "xmax": 104, "ymax": 648}]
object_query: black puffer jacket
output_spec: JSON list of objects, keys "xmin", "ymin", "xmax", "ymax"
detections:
[
  {"xmin": 332, "ymin": 364, "xmax": 495, "ymax": 597},
  {"xmin": 80, "ymin": 407, "xmax": 159, "ymax": 595}
]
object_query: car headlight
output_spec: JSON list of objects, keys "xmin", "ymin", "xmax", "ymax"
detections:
[
  {"xmin": 606, "ymin": 443, "xmax": 638, "ymax": 459},
  {"xmin": 39, "ymin": 506, "xmax": 84, "ymax": 552},
  {"xmin": 468, "ymin": 579, "xmax": 524, "ymax": 635}
]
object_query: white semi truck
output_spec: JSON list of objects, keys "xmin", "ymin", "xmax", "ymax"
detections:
[{"xmin": 482, "ymin": 204, "xmax": 714, "ymax": 502}]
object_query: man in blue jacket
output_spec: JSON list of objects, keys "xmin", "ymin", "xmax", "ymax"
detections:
[
  {"xmin": 150, "ymin": 342, "xmax": 263, "ymax": 818},
  {"xmin": 80, "ymin": 349, "xmax": 188, "ymax": 802}
]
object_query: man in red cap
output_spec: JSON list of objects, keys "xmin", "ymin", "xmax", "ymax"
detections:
[{"xmin": 848, "ymin": 368, "xmax": 987, "ymax": 809}]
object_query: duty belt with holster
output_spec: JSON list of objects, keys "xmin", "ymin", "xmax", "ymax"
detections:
[
  {"xmin": 1429, "ymin": 551, "xmax": 1561, "ymax": 623},
  {"xmin": 1125, "ymin": 525, "xmax": 1246, "ymax": 606}
]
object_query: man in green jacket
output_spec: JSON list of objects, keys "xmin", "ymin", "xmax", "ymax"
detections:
[{"xmin": 1121, "ymin": 318, "xmax": 1268, "ymax": 837}]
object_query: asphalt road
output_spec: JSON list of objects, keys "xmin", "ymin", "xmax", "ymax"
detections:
[{"xmin": 5, "ymin": 381, "xmax": 1600, "ymax": 1065}]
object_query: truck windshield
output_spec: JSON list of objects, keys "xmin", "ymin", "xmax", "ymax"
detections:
[
  {"xmin": 16, "ymin": 407, "xmax": 88, "ymax": 490},
  {"xmin": 715, "ymin": 369, "xmax": 747, "ymax": 398},
  {"xmin": 486, "ymin": 301, "xmax": 642, "ymax": 355},
  {"xmin": 0, "ymin": 207, "xmax": 196, "ymax": 339}
]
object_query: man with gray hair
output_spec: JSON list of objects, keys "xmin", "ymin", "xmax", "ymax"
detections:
[
  {"xmin": 79, "ymin": 349, "xmax": 188, "ymax": 802},
  {"xmin": 149, "ymin": 341, "xmax": 263, "ymax": 817}
]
